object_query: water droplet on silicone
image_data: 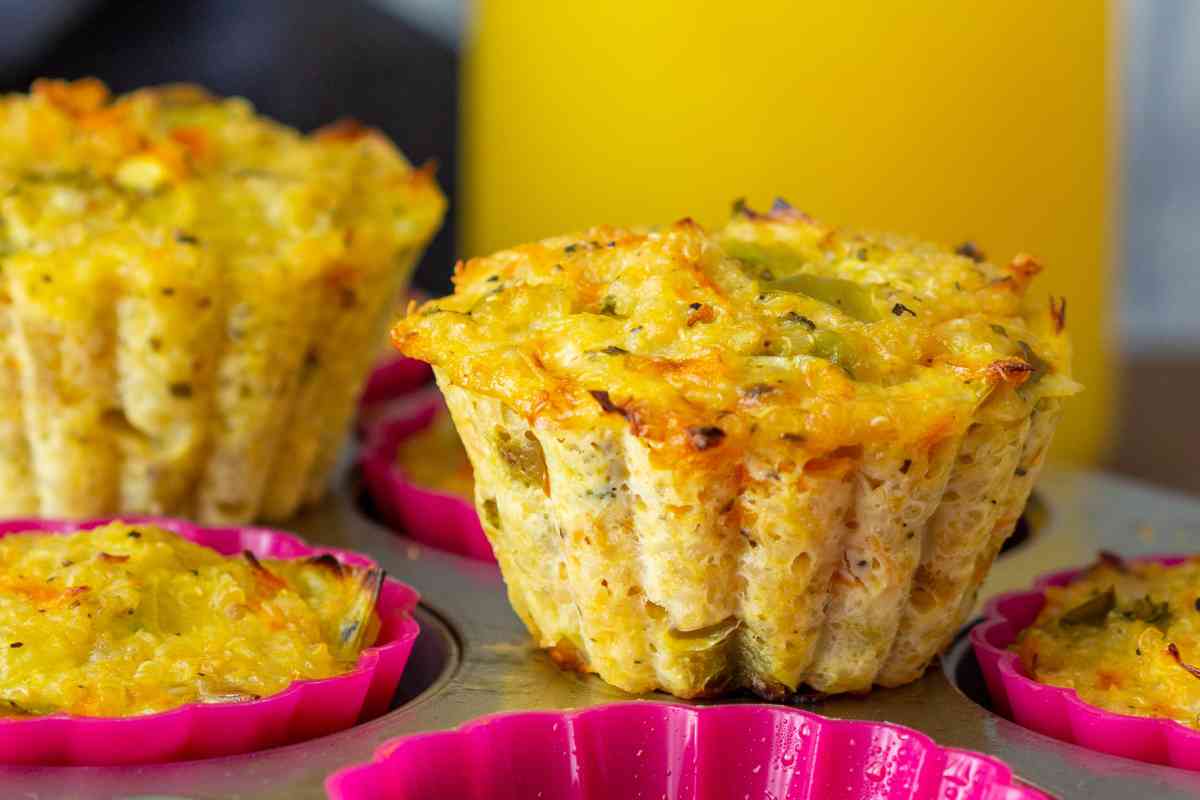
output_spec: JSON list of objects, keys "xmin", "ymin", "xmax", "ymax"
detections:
[{"xmin": 751, "ymin": 764, "xmax": 762, "ymax": 774}]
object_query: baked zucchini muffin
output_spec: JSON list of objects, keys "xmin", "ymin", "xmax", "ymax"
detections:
[
  {"xmin": 1015, "ymin": 554, "xmax": 1200, "ymax": 728},
  {"xmin": 0, "ymin": 522, "xmax": 381, "ymax": 717},
  {"xmin": 0, "ymin": 79, "xmax": 445, "ymax": 522},
  {"xmin": 393, "ymin": 201, "xmax": 1078, "ymax": 698}
]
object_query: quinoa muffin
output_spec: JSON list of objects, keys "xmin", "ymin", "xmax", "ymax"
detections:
[
  {"xmin": 0, "ymin": 522, "xmax": 381, "ymax": 717},
  {"xmin": 1015, "ymin": 554, "xmax": 1200, "ymax": 728},
  {"xmin": 0, "ymin": 79, "xmax": 445, "ymax": 522},
  {"xmin": 393, "ymin": 201, "xmax": 1078, "ymax": 698}
]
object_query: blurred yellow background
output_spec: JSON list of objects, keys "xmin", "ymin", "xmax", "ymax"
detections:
[{"xmin": 462, "ymin": 0, "xmax": 1114, "ymax": 466}]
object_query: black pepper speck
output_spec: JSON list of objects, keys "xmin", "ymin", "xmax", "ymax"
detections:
[{"xmin": 687, "ymin": 426, "xmax": 726, "ymax": 451}]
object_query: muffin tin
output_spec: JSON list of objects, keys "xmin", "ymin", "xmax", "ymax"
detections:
[{"xmin": 4, "ymin": 469, "xmax": 1200, "ymax": 798}]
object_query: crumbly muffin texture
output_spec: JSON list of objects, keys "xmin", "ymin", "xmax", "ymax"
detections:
[
  {"xmin": 0, "ymin": 79, "xmax": 445, "ymax": 522},
  {"xmin": 394, "ymin": 202, "xmax": 1077, "ymax": 697},
  {"xmin": 1016, "ymin": 556, "xmax": 1200, "ymax": 729}
]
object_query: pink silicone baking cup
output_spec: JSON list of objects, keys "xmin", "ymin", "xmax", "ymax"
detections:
[
  {"xmin": 971, "ymin": 553, "xmax": 1200, "ymax": 769},
  {"xmin": 359, "ymin": 391, "xmax": 495, "ymax": 562},
  {"xmin": 0, "ymin": 516, "xmax": 421, "ymax": 766},
  {"xmin": 326, "ymin": 702, "xmax": 1047, "ymax": 800},
  {"xmin": 356, "ymin": 358, "xmax": 435, "ymax": 437},
  {"xmin": 358, "ymin": 289, "xmax": 434, "ymax": 415},
  {"xmin": 360, "ymin": 356, "xmax": 432, "ymax": 409}
]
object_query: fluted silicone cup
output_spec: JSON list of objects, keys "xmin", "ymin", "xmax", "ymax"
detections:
[
  {"xmin": 356, "ymin": 359, "xmax": 436, "ymax": 438},
  {"xmin": 359, "ymin": 292, "xmax": 433, "ymax": 417},
  {"xmin": 360, "ymin": 357, "xmax": 432, "ymax": 409},
  {"xmin": 0, "ymin": 516, "xmax": 420, "ymax": 766},
  {"xmin": 972, "ymin": 554, "xmax": 1200, "ymax": 770},
  {"xmin": 326, "ymin": 702, "xmax": 1047, "ymax": 800},
  {"xmin": 360, "ymin": 392, "xmax": 494, "ymax": 562}
]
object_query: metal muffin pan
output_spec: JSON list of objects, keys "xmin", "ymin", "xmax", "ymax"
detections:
[{"xmin": 5, "ymin": 468, "xmax": 1200, "ymax": 799}]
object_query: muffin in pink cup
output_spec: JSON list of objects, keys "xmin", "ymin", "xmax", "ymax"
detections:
[
  {"xmin": 326, "ymin": 702, "xmax": 1048, "ymax": 800},
  {"xmin": 0, "ymin": 516, "xmax": 420, "ymax": 765},
  {"xmin": 360, "ymin": 390, "xmax": 494, "ymax": 562},
  {"xmin": 973, "ymin": 552, "xmax": 1200, "ymax": 770}
]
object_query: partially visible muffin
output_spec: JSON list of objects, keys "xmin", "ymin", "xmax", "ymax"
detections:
[
  {"xmin": 0, "ymin": 522, "xmax": 383, "ymax": 717},
  {"xmin": 394, "ymin": 202, "xmax": 1077, "ymax": 698},
  {"xmin": 1015, "ymin": 554, "xmax": 1200, "ymax": 729},
  {"xmin": 394, "ymin": 404, "xmax": 474, "ymax": 499},
  {"xmin": 0, "ymin": 79, "xmax": 445, "ymax": 522}
]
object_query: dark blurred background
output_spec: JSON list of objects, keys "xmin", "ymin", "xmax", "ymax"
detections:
[
  {"xmin": 2, "ymin": 0, "xmax": 1199, "ymax": 494},
  {"xmin": 0, "ymin": 0, "xmax": 461, "ymax": 292}
]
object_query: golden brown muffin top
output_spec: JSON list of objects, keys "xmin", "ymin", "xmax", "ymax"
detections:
[
  {"xmin": 0, "ymin": 79, "xmax": 444, "ymax": 282},
  {"xmin": 394, "ymin": 203, "xmax": 1077, "ymax": 455}
]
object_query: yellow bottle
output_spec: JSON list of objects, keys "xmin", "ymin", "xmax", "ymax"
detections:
[{"xmin": 462, "ymin": 0, "xmax": 1114, "ymax": 465}]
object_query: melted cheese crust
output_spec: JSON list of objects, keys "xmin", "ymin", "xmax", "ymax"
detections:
[
  {"xmin": 0, "ymin": 79, "xmax": 443, "ymax": 276},
  {"xmin": 0, "ymin": 523, "xmax": 375, "ymax": 718},
  {"xmin": 1016, "ymin": 557, "xmax": 1200, "ymax": 728},
  {"xmin": 394, "ymin": 206, "xmax": 1076, "ymax": 458}
]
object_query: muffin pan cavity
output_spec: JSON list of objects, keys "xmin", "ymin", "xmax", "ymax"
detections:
[{"xmin": 997, "ymin": 492, "xmax": 1048, "ymax": 559}]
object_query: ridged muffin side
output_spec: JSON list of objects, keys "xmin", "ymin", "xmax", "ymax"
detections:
[
  {"xmin": 0, "ymin": 80, "xmax": 445, "ymax": 522},
  {"xmin": 396, "ymin": 206, "xmax": 1076, "ymax": 697},
  {"xmin": 441, "ymin": 380, "xmax": 1059, "ymax": 696}
]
